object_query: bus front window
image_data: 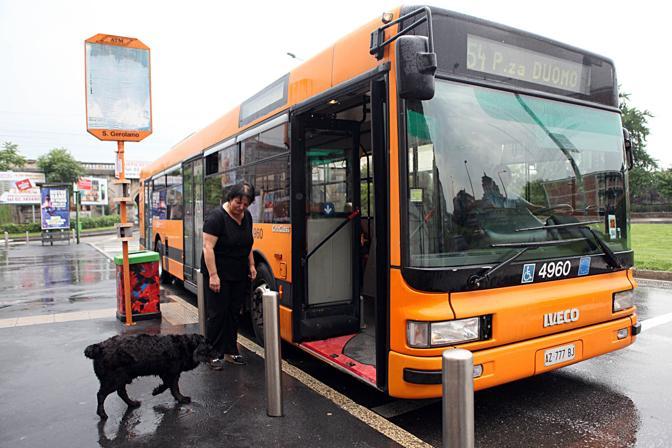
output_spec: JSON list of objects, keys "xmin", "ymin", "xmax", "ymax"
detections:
[{"xmin": 405, "ymin": 80, "xmax": 629, "ymax": 268}]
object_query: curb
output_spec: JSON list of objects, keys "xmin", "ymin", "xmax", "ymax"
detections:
[{"xmin": 634, "ymin": 269, "xmax": 672, "ymax": 282}]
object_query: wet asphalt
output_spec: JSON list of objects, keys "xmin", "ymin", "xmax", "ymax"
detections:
[
  {"xmin": 2, "ymin": 239, "xmax": 672, "ymax": 447},
  {"xmin": 0, "ymin": 241, "xmax": 400, "ymax": 448}
]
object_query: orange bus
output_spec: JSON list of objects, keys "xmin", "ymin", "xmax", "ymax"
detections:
[{"xmin": 139, "ymin": 6, "xmax": 639, "ymax": 398}]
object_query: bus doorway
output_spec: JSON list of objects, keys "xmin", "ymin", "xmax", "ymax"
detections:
[{"xmin": 290, "ymin": 88, "xmax": 381, "ymax": 386}]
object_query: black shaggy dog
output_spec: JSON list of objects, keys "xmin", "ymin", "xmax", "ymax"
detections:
[{"xmin": 84, "ymin": 333, "xmax": 216, "ymax": 420}]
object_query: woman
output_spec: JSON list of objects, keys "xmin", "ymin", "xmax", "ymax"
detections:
[{"xmin": 201, "ymin": 182, "xmax": 257, "ymax": 369}]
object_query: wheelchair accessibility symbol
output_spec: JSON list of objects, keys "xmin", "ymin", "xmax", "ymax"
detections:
[{"xmin": 521, "ymin": 263, "xmax": 536, "ymax": 284}]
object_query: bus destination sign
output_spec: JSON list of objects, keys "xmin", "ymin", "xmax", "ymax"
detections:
[{"xmin": 466, "ymin": 34, "xmax": 589, "ymax": 94}]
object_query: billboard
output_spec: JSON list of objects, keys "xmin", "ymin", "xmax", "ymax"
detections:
[
  {"xmin": 0, "ymin": 171, "xmax": 46, "ymax": 204},
  {"xmin": 78, "ymin": 177, "xmax": 108, "ymax": 206},
  {"xmin": 85, "ymin": 34, "xmax": 152, "ymax": 142},
  {"xmin": 40, "ymin": 187, "xmax": 70, "ymax": 230}
]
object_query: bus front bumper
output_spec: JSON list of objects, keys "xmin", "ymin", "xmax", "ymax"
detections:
[{"xmin": 388, "ymin": 315, "xmax": 639, "ymax": 399}]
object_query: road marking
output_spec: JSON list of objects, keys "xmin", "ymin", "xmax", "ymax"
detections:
[
  {"xmin": 640, "ymin": 312, "xmax": 672, "ymax": 332},
  {"xmin": 236, "ymin": 335, "xmax": 431, "ymax": 448},
  {"xmin": 87, "ymin": 242, "xmax": 114, "ymax": 262}
]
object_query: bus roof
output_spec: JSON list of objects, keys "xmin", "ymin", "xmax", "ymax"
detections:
[
  {"xmin": 140, "ymin": 7, "xmax": 400, "ymax": 180},
  {"xmin": 141, "ymin": 5, "xmax": 617, "ymax": 180}
]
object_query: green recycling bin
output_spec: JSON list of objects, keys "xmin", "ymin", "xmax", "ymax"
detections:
[{"xmin": 115, "ymin": 250, "xmax": 161, "ymax": 321}]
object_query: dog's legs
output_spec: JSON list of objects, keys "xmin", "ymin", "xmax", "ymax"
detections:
[
  {"xmin": 167, "ymin": 374, "xmax": 191, "ymax": 404},
  {"xmin": 96, "ymin": 384, "xmax": 114, "ymax": 420},
  {"xmin": 117, "ymin": 386, "xmax": 141, "ymax": 409},
  {"xmin": 152, "ymin": 382, "xmax": 169, "ymax": 396}
]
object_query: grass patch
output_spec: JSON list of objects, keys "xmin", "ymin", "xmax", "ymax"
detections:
[{"xmin": 632, "ymin": 223, "xmax": 672, "ymax": 272}]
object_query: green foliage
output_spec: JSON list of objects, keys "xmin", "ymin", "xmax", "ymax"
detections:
[
  {"xmin": 619, "ymin": 91, "xmax": 657, "ymax": 171},
  {"xmin": 0, "ymin": 141, "xmax": 27, "ymax": 171},
  {"xmin": 0, "ymin": 205, "xmax": 12, "ymax": 224},
  {"xmin": 0, "ymin": 222, "xmax": 41, "ymax": 233},
  {"xmin": 657, "ymin": 170, "xmax": 672, "ymax": 200},
  {"xmin": 36, "ymin": 148, "xmax": 84, "ymax": 184},
  {"xmin": 77, "ymin": 214, "xmax": 120, "ymax": 229},
  {"xmin": 628, "ymin": 166, "xmax": 659, "ymax": 202}
]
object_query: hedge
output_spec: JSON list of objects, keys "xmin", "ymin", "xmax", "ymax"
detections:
[{"xmin": 0, "ymin": 215, "xmax": 121, "ymax": 234}]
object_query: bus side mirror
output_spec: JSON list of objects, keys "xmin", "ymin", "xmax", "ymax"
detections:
[
  {"xmin": 397, "ymin": 35, "xmax": 437, "ymax": 101},
  {"xmin": 623, "ymin": 128, "xmax": 634, "ymax": 170}
]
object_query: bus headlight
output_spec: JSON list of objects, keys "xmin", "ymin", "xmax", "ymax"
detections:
[
  {"xmin": 613, "ymin": 290, "xmax": 634, "ymax": 312},
  {"xmin": 407, "ymin": 317, "xmax": 481, "ymax": 348}
]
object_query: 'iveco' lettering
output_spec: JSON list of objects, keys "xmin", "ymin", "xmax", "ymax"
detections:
[{"xmin": 544, "ymin": 308, "xmax": 580, "ymax": 327}]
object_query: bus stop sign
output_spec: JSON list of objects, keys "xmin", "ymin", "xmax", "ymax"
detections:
[{"xmin": 84, "ymin": 34, "xmax": 152, "ymax": 142}]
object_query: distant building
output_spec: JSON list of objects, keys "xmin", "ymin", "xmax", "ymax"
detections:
[{"xmin": 0, "ymin": 160, "xmax": 148, "ymax": 224}]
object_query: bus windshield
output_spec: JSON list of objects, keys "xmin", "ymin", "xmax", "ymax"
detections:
[{"xmin": 405, "ymin": 80, "xmax": 629, "ymax": 268}]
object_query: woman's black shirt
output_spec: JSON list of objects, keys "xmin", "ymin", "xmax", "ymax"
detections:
[{"xmin": 201, "ymin": 206, "xmax": 253, "ymax": 281}]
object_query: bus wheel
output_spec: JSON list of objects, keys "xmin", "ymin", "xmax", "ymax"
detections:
[
  {"xmin": 250, "ymin": 263, "xmax": 273, "ymax": 345},
  {"xmin": 155, "ymin": 241, "xmax": 172, "ymax": 284}
]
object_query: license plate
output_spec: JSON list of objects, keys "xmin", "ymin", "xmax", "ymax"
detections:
[{"xmin": 543, "ymin": 343, "xmax": 576, "ymax": 367}]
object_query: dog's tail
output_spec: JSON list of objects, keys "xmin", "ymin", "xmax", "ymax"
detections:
[{"xmin": 84, "ymin": 343, "xmax": 103, "ymax": 359}]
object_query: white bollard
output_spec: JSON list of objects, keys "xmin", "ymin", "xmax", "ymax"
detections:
[
  {"xmin": 442, "ymin": 349, "xmax": 475, "ymax": 448},
  {"xmin": 26, "ymin": 231, "xmax": 29, "ymax": 244},
  {"xmin": 4, "ymin": 231, "xmax": 8, "ymax": 247},
  {"xmin": 262, "ymin": 286, "xmax": 283, "ymax": 417}
]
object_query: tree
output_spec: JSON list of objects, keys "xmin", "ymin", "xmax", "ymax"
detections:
[
  {"xmin": 0, "ymin": 141, "xmax": 27, "ymax": 171},
  {"xmin": 619, "ymin": 91, "xmax": 656, "ymax": 171},
  {"xmin": 619, "ymin": 91, "xmax": 657, "ymax": 201},
  {"xmin": 658, "ymin": 170, "xmax": 672, "ymax": 201},
  {"xmin": 36, "ymin": 148, "xmax": 84, "ymax": 184}
]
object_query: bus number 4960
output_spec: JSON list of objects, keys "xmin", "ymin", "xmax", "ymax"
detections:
[{"xmin": 538, "ymin": 260, "xmax": 571, "ymax": 279}]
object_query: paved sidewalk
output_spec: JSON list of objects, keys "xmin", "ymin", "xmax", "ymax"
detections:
[{"xmin": 0, "ymin": 238, "xmax": 420, "ymax": 447}]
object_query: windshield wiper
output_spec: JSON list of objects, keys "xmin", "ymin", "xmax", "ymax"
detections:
[
  {"xmin": 467, "ymin": 237, "xmax": 588, "ymax": 289},
  {"xmin": 514, "ymin": 220, "xmax": 623, "ymax": 269},
  {"xmin": 515, "ymin": 220, "xmax": 600, "ymax": 232}
]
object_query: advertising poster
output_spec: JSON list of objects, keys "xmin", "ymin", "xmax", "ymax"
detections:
[
  {"xmin": 151, "ymin": 190, "xmax": 166, "ymax": 219},
  {"xmin": 0, "ymin": 171, "xmax": 46, "ymax": 204},
  {"xmin": 40, "ymin": 187, "xmax": 70, "ymax": 230},
  {"xmin": 78, "ymin": 177, "xmax": 108, "ymax": 206}
]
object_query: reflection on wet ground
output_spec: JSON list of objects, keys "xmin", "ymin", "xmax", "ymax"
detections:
[
  {"xmin": 0, "ymin": 243, "xmax": 115, "ymax": 318},
  {"xmin": 387, "ymin": 369, "xmax": 639, "ymax": 448}
]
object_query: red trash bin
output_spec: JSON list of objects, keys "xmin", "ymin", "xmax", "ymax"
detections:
[{"xmin": 115, "ymin": 251, "xmax": 161, "ymax": 321}]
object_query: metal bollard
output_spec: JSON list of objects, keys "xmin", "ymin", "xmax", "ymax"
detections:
[
  {"xmin": 4, "ymin": 231, "xmax": 8, "ymax": 247},
  {"xmin": 442, "ymin": 349, "xmax": 475, "ymax": 448},
  {"xmin": 262, "ymin": 286, "xmax": 283, "ymax": 417},
  {"xmin": 26, "ymin": 231, "xmax": 29, "ymax": 244},
  {"xmin": 196, "ymin": 270, "xmax": 206, "ymax": 336}
]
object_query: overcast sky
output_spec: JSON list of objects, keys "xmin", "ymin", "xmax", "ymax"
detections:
[{"xmin": 1, "ymin": 0, "xmax": 670, "ymax": 168}]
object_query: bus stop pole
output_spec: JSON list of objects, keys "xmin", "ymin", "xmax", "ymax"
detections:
[
  {"xmin": 442, "ymin": 349, "xmax": 474, "ymax": 448},
  {"xmin": 262, "ymin": 287, "xmax": 283, "ymax": 417},
  {"xmin": 117, "ymin": 141, "xmax": 133, "ymax": 326},
  {"xmin": 196, "ymin": 270, "xmax": 206, "ymax": 336}
]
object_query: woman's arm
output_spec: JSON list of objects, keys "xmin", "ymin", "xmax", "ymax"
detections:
[
  {"xmin": 203, "ymin": 233, "xmax": 220, "ymax": 292},
  {"xmin": 248, "ymin": 249, "xmax": 257, "ymax": 280}
]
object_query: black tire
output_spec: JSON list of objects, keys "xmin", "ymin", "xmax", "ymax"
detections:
[
  {"xmin": 155, "ymin": 240, "xmax": 172, "ymax": 284},
  {"xmin": 250, "ymin": 263, "xmax": 274, "ymax": 345}
]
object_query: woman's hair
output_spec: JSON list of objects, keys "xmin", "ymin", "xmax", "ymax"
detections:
[{"xmin": 225, "ymin": 182, "xmax": 255, "ymax": 204}]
